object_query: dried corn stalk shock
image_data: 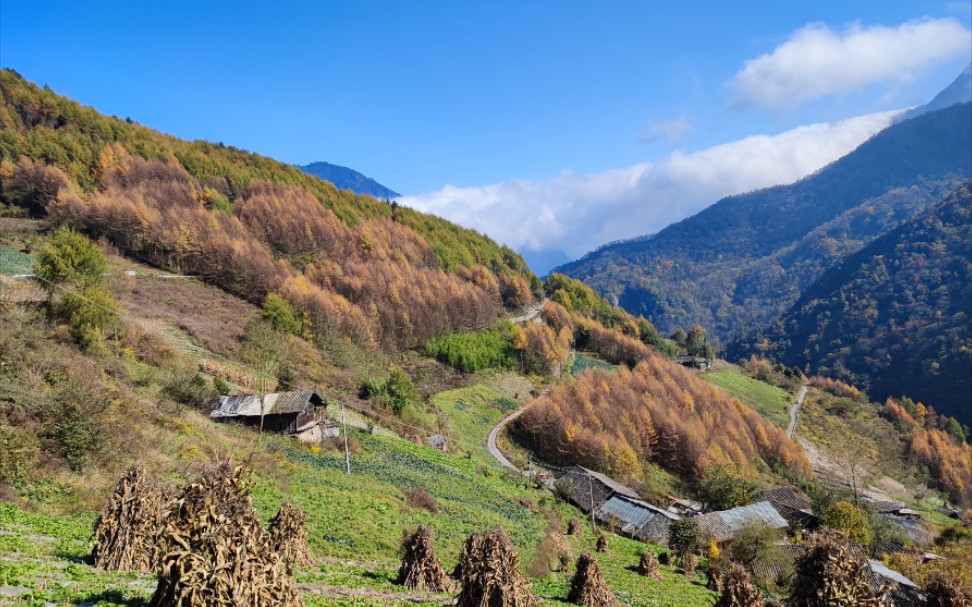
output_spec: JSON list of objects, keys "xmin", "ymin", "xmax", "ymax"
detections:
[
  {"xmin": 594, "ymin": 534, "xmax": 609, "ymax": 553},
  {"xmin": 269, "ymin": 500, "xmax": 314, "ymax": 574},
  {"xmin": 455, "ymin": 527, "xmax": 540, "ymax": 607},
  {"xmin": 396, "ymin": 525, "xmax": 453, "ymax": 592},
  {"xmin": 567, "ymin": 518, "xmax": 583, "ymax": 536},
  {"xmin": 91, "ymin": 463, "xmax": 167, "ymax": 572},
  {"xmin": 566, "ymin": 552, "xmax": 620, "ymax": 607},
  {"xmin": 924, "ymin": 573, "xmax": 972, "ymax": 607},
  {"xmin": 149, "ymin": 459, "xmax": 303, "ymax": 607},
  {"xmin": 714, "ymin": 563, "xmax": 761, "ymax": 607},
  {"xmin": 787, "ymin": 531, "xmax": 888, "ymax": 607},
  {"xmin": 636, "ymin": 552, "xmax": 663, "ymax": 581}
]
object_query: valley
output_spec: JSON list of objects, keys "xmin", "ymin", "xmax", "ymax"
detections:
[{"xmin": 0, "ymin": 56, "xmax": 970, "ymax": 607}]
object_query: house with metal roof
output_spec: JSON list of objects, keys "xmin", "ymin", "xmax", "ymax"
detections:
[
  {"xmin": 556, "ymin": 466, "xmax": 641, "ymax": 514},
  {"xmin": 210, "ymin": 390, "xmax": 328, "ymax": 434},
  {"xmin": 594, "ymin": 495, "xmax": 681, "ymax": 546},
  {"xmin": 762, "ymin": 486, "xmax": 821, "ymax": 531},
  {"xmin": 693, "ymin": 501, "xmax": 789, "ymax": 543}
]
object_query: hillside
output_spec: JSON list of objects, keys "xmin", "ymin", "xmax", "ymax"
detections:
[
  {"xmin": 0, "ymin": 219, "xmax": 721, "ymax": 606},
  {"xmin": 554, "ymin": 101, "xmax": 972, "ymax": 344},
  {"xmin": 2, "ymin": 68, "xmax": 969, "ymax": 606},
  {"xmin": 0, "ymin": 69, "xmax": 540, "ymax": 352},
  {"xmin": 299, "ymin": 160, "xmax": 401, "ymax": 199},
  {"xmin": 733, "ymin": 182, "xmax": 972, "ymax": 425}
]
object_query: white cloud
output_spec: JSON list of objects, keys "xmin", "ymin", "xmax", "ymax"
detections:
[
  {"xmin": 398, "ymin": 110, "xmax": 902, "ymax": 260},
  {"xmin": 640, "ymin": 114, "xmax": 691, "ymax": 143},
  {"xmin": 730, "ymin": 18, "xmax": 972, "ymax": 109}
]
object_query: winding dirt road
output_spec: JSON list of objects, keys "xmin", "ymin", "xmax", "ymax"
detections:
[
  {"xmin": 787, "ymin": 385, "xmax": 809, "ymax": 438},
  {"xmin": 487, "ymin": 404, "xmax": 530, "ymax": 471}
]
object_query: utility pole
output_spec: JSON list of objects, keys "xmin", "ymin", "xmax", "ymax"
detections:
[
  {"xmin": 588, "ymin": 470, "xmax": 597, "ymax": 532},
  {"xmin": 342, "ymin": 401, "xmax": 351, "ymax": 475}
]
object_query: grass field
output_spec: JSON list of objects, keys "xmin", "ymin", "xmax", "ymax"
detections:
[
  {"xmin": 569, "ymin": 351, "xmax": 618, "ymax": 375},
  {"xmin": 0, "ymin": 382, "xmax": 722, "ymax": 607},
  {"xmin": 703, "ymin": 369, "xmax": 792, "ymax": 427},
  {"xmin": 0, "ymin": 245, "xmax": 33, "ymax": 275}
]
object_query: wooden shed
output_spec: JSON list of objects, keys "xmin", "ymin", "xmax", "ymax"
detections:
[{"xmin": 210, "ymin": 390, "xmax": 327, "ymax": 434}]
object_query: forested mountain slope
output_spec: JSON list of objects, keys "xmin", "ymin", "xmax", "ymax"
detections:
[
  {"xmin": 299, "ymin": 160, "xmax": 400, "ymax": 199},
  {"xmin": 0, "ymin": 69, "xmax": 538, "ymax": 350},
  {"xmin": 734, "ymin": 182, "xmax": 972, "ymax": 425},
  {"xmin": 554, "ymin": 102, "xmax": 972, "ymax": 343}
]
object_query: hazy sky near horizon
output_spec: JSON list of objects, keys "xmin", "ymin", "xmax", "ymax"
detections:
[{"xmin": 2, "ymin": 1, "xmax": 970, "ymax": 258}]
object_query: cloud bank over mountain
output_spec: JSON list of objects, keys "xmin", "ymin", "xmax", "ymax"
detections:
[{"xmin": 399, "ymin": 109, "xmax": 902, "ymax": 259}]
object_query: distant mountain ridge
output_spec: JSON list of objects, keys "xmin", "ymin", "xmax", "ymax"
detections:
[
  {"xmin": 554, "ymin": 101, "xmax": 972, "ymax": 344},
  {"xmin": 734, "ymin": 182, "xmax": 972, "ymax": 424},
  {"xmin": 299, "ymin": 161, "xmax": 400, "ymax": 199},
  {"xmin": 896, "ymin": 62, "xmax": 972, "ymax": 123}
]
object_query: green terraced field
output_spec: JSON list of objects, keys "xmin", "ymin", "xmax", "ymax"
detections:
[{"xmin": 703, "ymin": 369, "xmax": 792, "ymax": 427}]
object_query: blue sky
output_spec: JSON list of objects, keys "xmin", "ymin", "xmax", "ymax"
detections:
[{"xmin": 2, "ymin": 1, "xmax": 970, "ymax": 261}]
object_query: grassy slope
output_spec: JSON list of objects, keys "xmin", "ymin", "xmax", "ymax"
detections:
[
  {"xmin": 702, "ymin": 368, "xmax": 792, "ymax": 428},
  {"xmin": 0, "ymin": 410, "xmax": 718, "ymax": 607},
  {"xmin": 0, "ymin": 232, "xmax": 715, "ymax": 606}
]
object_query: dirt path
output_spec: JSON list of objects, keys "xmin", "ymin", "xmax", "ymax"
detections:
[
  {"xmin": 487, "ymin": 404, "xmax": 530, "ymax": 472},
  {"xmin": 507, "ymin": 301, "xmax": 544, "ymax": 324},
  {"xmin": 787, "ymin": 385, "xmax": 808, "ymax": 438}
]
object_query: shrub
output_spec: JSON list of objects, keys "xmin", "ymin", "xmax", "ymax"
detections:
[
  {"xmin": 696, "ymin": 465, "xmax": 760, "ymax": 511},
  {"xmin": 823, "ymin": 501, "xmax": 872, "ymax": 548},
  {"xmin": 668, "ymin": 519, "xmax": 701, "ymax": 561},
  {"xmin": 403, "ymin": 486, "xmax": 439, "ymax": 513},
  {"xmin": 162, "ymin": 373, "xmax": 214, "ymax": 410}
]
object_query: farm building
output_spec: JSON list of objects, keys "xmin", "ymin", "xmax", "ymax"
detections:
[
  {"xmin": 594, "ymin": 495, "xmax": 680, "ymax": 546},
  {"xmin": 693, "ymin": 501, "xmax": 789, "ymax": 543},
  {"xmin": 556, "ymin": 466, "xmax": 641, "ymax": 513},
  {"xmin": 762, "ymin": 486, "xmax": 821, "ymax": 531},
  {"xmin": 674, "ymin": 355, "xmax": 711, "ymax": 370},
  {"xmin": 210, "ymin": 390, "xmax": 329, "ymax": 435}
]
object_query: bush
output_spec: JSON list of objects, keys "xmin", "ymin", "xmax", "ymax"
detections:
[
  {"xmin": 696, "ymin": 465, "xmax": 760, "ymax": 511},
  {"xmin": 361, "ymin": 368, "xmax": 417, "ymax": 414},
  {"xmin": 403, "ymin": 486, "xmax": 439, "ymax": 513},
  {"xmin": 262, "ymin": 293, "xmax": 301, "ymax": 336},
  {"xmin": 162, "ymin": 373, "xmax": 214, "ymax": 410},
  {"xmin": 824, "ymin": 501, "xmax": 872, "ymax": 548},
  {"xmin": 669, "ymin": 519, "xmax": 701, "ymax": 561}
]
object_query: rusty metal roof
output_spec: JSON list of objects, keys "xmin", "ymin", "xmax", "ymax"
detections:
[{"xmin": 210, "ymin": 390, "xmax": 324, "ymax": 418}]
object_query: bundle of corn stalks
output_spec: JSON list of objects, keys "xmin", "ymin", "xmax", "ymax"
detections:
[
  {"xmin": 566, "ymin": 552, "xmax": 620, "ymax": 607},
  {"xmin": 636, "ymin": 552, "xmax": 663, "ymax": 581},
  {"xmin": 787, "ymin": 532, "xmax": 887, "ymax": 607},
  {"xmin": 595, "ymin": 534, "xmax": 609, "ymax": 553},
  {"xmin": 707, "ymin": 563, "xmax": 724, "ymax": 592},
  {"xmin": 269, "ymin": 501, "xmax": 313, "ymax": 573},
  {"xmin": 530, "ymin": 526, "xmax": 571, "ymax": 575},
  {"xmin": 148, "ymin": 459, "xmax": 303, "ymax": 607},
  {"xmin": 714, "ymin": 563, "xmax": 761, "ymax": 607},
  {"xmin": 567, "ymin": 518, "xmax": 583, "ymax": 536},
  {"xmin": 924, "ymin": 573, "xmax": 972, "ymax": 607},
  {"xmin": 681, "ymin": 553, "xmax": 699, "ymax": 577},
  {"xmin": 91, "ymin": 463, "xmax": 167, "ymax": 572},
  {"xmin": 396, "ymin": 525, "xmax": 452, "ymax": 592},
  {"xmin": 455, "ymin": 527, "xmax": 539, "ymax": 607}
]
